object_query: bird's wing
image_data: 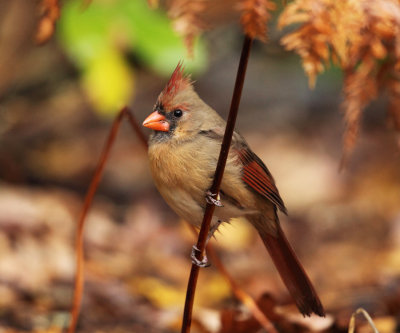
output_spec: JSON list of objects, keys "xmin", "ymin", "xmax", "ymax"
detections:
[
  {"xmin": 236, "ymin": 146, "xmax": 287, "ymax": 214},
  {"xmin": 198, "ymin": 128, "xmax": 287, "ymax": 214}
]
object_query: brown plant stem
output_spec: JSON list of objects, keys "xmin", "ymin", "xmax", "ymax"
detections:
[
  {"xmin": 67, "ymin": 106, "xmax": 145, "ymax": 333},
  {"xmin": 180, "ymin": 35, "xmax": 253, "ymax": 333},
  {"xmin": 125, "ymin": 110, "xmax": 149, "ymax": 149},
  {"xmin": 187, "ymin": 223, "xmax": 277, "ymax": 333}
]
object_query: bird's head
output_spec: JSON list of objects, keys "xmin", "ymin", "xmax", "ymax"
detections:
[{"xmin": 143, "ymin": 63, "xmax": 207, "ymax": 142}]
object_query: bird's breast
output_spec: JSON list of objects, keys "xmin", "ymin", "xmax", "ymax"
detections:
[
  {"xmin": 147, "ymin": 135, "xmax": 256, "ymax": 226},
  {"xmin": 149, "ymin": 140, "xmax": 214, "ymax": 190},
  {"xmin": 148, "ymin": 138, "xmax": 217, "ymax": 223}
]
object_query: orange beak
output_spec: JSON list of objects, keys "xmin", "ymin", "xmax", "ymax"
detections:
[{"xmin": 142, "ymin": 111, "xmax": 170, "ymax": 132}]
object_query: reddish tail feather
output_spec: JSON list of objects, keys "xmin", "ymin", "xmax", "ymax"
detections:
[{"xmin": 255, "ymin": 221, "xmax": 325, "ymax": 317}]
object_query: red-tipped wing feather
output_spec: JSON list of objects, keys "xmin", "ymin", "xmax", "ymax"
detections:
[
  {"xmin": 238, "ymin": 147, "xmax": 324, "ymax": 316},
  {"xmin": 238, "ymin": 148, "xmax": 287, "ymax": 214}
]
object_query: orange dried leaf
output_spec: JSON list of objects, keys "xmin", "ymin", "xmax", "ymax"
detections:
[
  {"xmin": 35, "ymin": 0, "xmax": 60, "ymax": 45},
  {"xmin": 238, "ymin": 0, "xmax": 276, "ymax": 41},
  {"xmin": 278, "ymin": 0, "xmax": 307, "ymax": 29},
  {"xmin": 341, "ymin": 57, "xmax": 378, "ymax": 167},
  {"xmin": 370, "ymin": 38, "xmax": 387, "ymax": 59},
  {"xmin": 279, "ymin": 12, "xmax": 310, "ymax": 26},
  {"xmin": 314, "ymin": 40, "xmax": 329, "ymax": 61},
  {"xmin": 168, "ymin": 0, "xmax": 207, "ymax": 56}
]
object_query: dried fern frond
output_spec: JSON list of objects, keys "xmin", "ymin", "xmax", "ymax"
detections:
[
  {"xmin": 238, "ymin": 0, "xmax": 276, "ymax": 41},
  {"xmin": 35, "ymin": 0, "xmax": 60, "ymax": 44},
  {"xmin": 341, "ymin": 57, "xmax": 378, "ymax": 167},
  {"xmin": 280, "ymin": 0, "xmax": 400, "ymax": 164},
  {"xmin": 167, "ymin": 0, "xmax": 208, "ymax": 55},
  {"xmin": 279, "ymin": 0, "xmax": 360, "ymax": 87},
  {"xmin": 166, "ymin": 0, "xmax": 274, "ymax": 54}
]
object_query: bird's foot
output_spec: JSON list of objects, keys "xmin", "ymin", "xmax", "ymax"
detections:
[
  {"xmin": 206, "ymin": 191, "xmax": 223, "ymax": 207},
  {"xmin": 191, "ymin": 245, "xmax": 210, "ymax": 268}
]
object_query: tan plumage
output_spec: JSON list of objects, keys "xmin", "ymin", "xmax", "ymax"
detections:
[{"xmin": 143, "ymin": 64, "xmax": 325, "ymax": 317}]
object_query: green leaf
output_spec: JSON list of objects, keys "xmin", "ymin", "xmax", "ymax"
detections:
[
  {"xmin": 116, "ymin": 0, "xmax": 207, "ymax": 75},
  {"xmin": 57, "ymin": 0, "xmax": 208, "ymax": 115},
  {"xmin": 82, "ymin": 48, "xmax": 134, "ymax": 116}
]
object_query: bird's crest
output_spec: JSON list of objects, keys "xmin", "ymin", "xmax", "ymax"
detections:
[{"xmin": 158, "ymin": 62, "xmax": 192, "ymax": 109}]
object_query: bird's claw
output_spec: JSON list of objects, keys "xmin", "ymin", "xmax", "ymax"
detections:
[
  {"xmin": 206, "ymin": 191, "xmax": 223, "ymax": 207},
  {"xmin": 191, "ymin": 245, "xmax": 210, "ymax": 268}
]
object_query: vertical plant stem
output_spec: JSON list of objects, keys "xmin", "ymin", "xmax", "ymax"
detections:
[
  {"xmin": 67, "ymin": 106, "xmax": 145, "ymax": 333},
  {"xmin": 187, "ymin": 224, "xmax": 277, "ymax": 333},
  {"xmin": 180, "ymin": 35, "xmax": 253, "ymax": 333}
]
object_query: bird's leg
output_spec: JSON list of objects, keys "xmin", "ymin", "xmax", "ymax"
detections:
[
  {"xmin": 191, "ymin": 188, "xmax": 224, "ymax": 267},
  {"xmin": 191, "ymin": 246, "xmax": 209, "ymax": 267},
  {"xmin": 205, "ymin": 190, "xmax": 223, "ymax": 207},
  {"xmin": 191, "ymin": 219, "xmax": 223, "ymax": 267}
]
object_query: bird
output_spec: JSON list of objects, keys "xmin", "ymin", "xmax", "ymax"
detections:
[{"xmin": 142, "ymin": 63, "xmax": 325, "ymax": 317}]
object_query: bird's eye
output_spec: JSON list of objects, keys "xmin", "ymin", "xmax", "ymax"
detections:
[{"xmin": 173, "ymin": 109, "xmax": 183, "ymax": 118}]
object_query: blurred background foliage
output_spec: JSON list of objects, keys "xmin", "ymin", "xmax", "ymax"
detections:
[{"xmin": 58, "ymin": 0, "xmax": 207, "ymax": 115}]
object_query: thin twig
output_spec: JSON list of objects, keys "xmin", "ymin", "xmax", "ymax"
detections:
[
  {"xmin": 125, "ymin": 110, "xmax": 149, "ymax": 148},
  {"xmin": 67, "ymin": 106, "xmax": 145, "ymax": 333},
  {"xmin": 187, "ymin": 223, "xmax": 278, "ymax": 333},
  {"xmin": 181, "ymin": 35, "xmax": 253, "ymax": 333},
  {"xmin": 348, "ymin": 308, "xmax": 379, "ymax": 333}
]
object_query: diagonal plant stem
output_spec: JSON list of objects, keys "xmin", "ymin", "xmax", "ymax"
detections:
[
  {"xmin": 67, "ymin": 106, "xmax": 145, "ymax": 333},
  {"xmin": 125, "ymin": 110, "xmax": 148, "ymax": 149},
  {"xmin": 187, "ymin": 223, "xmax": 278, "ymax": 333},
  {"xmin": 181, "ymin": 35, "xmax": 253, "ymax": 333}
]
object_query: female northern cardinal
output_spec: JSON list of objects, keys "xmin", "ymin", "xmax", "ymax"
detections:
[{"xmin": 143, "ymin": 63, "xmax": 325, "ymax": 317}]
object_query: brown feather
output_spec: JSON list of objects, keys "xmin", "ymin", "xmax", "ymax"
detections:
[
  {"xmin": 238, "ymin": 148, "xmax": 287, "ymax": 214},
  {"xmin": 158, "ymin": 62, "xmax": 193, "ymax": 110},
  {"xmin": 251, "ymin": 214, "xmax": 325, "ymax": 317}
]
